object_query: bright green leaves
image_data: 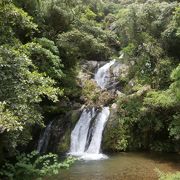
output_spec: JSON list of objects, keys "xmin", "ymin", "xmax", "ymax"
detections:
[
  {"xmin": 0, "ymin": 0, "xmax": 66, "ymax": 157},
  {"xmin": 157, "ymin": 169, "xmax": 180, "ymax": 180},
  {"xmin": 114, "ymin": 1, "xmax": 179, "ymax": 89},
  {"xmin": 0, "ymin": 46, "xmax": 61, "ymax": 104},
  {"xmin": 170, "ymin": 64, "xmax": 180, "ymax": 101},
  {"xmin": 0, "ymin": 151, "xmax": 75, "ymax": 180},
  {"xmin": 174, "ymin": 6, "xmax": 180, "ymax": 38},
  {"xmin": 81, "ymin": 8, "xmax": 97, "ymax": 21},
  {"xmin": 0, "ymin": 45, "xmax": 62, "ymax": 150},
  {"xmin": 144, "ymin": 63, "xmax": 180, "ymax": 108},
  {"xmin": 23, "ymin": 38, "xmax": 64, "ymax": 80},
  {"xmin": 0, "ymin": 102, "xmax": 22, "ymax": 133},
  {"xmin": 57, "ymin": 29, "xmax": 111, "ymax": 68},
  {"xmin": 171, "ymin": 64, "xmax": 180, "ymax": 81},
  {"xmin": 115, "ymin": 85, "xmax": 179, "ymax": 151},
  {"xmin": 169, "ymin": 113, "xmax": 180, "ymax": 140},
  {"xmin": 24, "ymin": 71, "xmax": 62, "ymax": 102},
  {"xmin": 144, "ymin": 90, "xmax": 176, "ymax": 108},
  {"xmin": 163, "ymin": 5, "xmax": 180, "ymax": 38},
  {"xmin": 0, "ymin": 2, "xmax": 38, "ymax": 45}
]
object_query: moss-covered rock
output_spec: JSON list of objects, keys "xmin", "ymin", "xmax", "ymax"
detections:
[
  {"xmin": 43, "ymin": 109, "xmax": 82, "ymax": 154},
  {"xmin": 102, "ymin": 104, "xmax": 128, "ymax": 152},
  {"xmin": 58, "ymin": 129, "xmax": 71, "ymax": 154}
]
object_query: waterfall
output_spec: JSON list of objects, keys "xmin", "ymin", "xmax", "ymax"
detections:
[
  {"xmin": 69, "ymin": 60, "xmax": 117, "ymax": 160},
  {"xmin": 37, "ymin": 60, "xmax": 117, "ymax": 159},
  {"xmin": 95, "ymin": 59, "xmax": 116, "ymax": 89},
  {"xmin": 37, "ymin": 121, "xmax": 53, "ymax": 153},
  {"xmin": 86, "ymin": 107, "xmax": 110, "ymax": 154},
  {"xmin": 69, "ymin": 107, "xmax": 110, "ymax": 160},
  {"xmin": 70, "ymin": 108, "xmax": 96, "ymax": 156}
]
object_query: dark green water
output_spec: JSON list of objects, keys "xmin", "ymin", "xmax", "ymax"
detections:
[{"xmin": 48, "ymin": 152, "xmax": 180, "ymax": 180}]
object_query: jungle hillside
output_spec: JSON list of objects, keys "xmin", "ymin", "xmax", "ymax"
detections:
[{"xmin": 0, "ymin": 0, "xmax": 180, "ymax": 179}]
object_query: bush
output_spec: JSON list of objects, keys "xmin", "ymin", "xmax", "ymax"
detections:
[
  {"xmin": 57, "ymin": 29, "xmax": 111, "ymax": 68},
  {"xmin": 0, "ymin": 151, "xmax": 75, "ymax": 180},
  {"xmin": 82, "ymin": 79, "xmax": 113, "ymax": 106}
]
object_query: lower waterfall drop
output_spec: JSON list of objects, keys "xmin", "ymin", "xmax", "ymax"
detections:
[
  {"xmin": 69, "ymin": 107, "xmax": 110, "ymax": 160},
  {"xmin": 70, "ymin": 108, "xmax": 96, "ymax": 156},
  {"xmin": 86, "ymin": 107, "xmax": 110, "ymax": 154}
]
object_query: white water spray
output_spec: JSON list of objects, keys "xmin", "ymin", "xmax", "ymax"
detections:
[
  {"xmin": 95, "ymin": 60, "xmax": 116, "ymax": 89},
  {"xmin": 69, "ymin": 107, "xmax": 110, "ymax": 160},
  {"xmin": 86, "ymin": 107, "xmax": 110, "ymax": 154},
  {"xmin": 70, "ymin": 108, "xmax": 96, "ymax": 156}
]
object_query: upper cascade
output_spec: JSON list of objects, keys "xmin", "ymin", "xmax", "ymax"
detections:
[{"xmin": 95, "ymin": 59, "xmax": 116, "ymax": 89}]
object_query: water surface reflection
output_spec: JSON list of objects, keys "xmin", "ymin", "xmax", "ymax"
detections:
[{"xmin": 47, "ymin": 152, "xmax": 180, "ymax": 180}]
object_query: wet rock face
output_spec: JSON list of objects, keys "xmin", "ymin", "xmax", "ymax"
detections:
[
  {"xmin": 94, "ymin": 60, "xmax": 129, "ymax": 91},
  {"xmin": 79, "ymin": 60, "xmax": 129, "ymax": 92},
  {"xmin": 107, "ymin": 62, "xmax": 129, "ymax": 91},
  {"xmin": 102, "ymin": 103, "xmax": 119, "ymax": 152},
  {"xmin": 82, "ymin": 61, "xmax": 99, "ymax": 73},
  {"xmin": 79, "ymin": 61, "xmax": 108, "ymax": 81},
  {"xmin": 78, "ymin": 60, "xmax": 128, "ymax": 106},
  {"xmin": 41, "ymin": 109, "xmax": 82, "ymax": 154}
]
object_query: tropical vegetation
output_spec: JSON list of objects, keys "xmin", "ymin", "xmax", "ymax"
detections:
[{"xmin": 0, "ymin": 0, "xmax": 179, "ymax": 179}]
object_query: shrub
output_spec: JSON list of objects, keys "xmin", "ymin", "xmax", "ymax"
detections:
[{"xmin": 0, "ymin": 151, "xmax": 75, "ymax": 180}]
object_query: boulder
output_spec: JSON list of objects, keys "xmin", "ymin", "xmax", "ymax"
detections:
[
  {"xmin": 81, "ymin": 60, "xmax": 99, "ymax": 73},
  {"xmin": 102, "ymin": 105, "xmax": 119, "ymax": 152}
]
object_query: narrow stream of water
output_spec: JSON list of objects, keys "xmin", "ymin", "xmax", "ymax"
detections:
[{"xmin": 47, "ymin": 152, "xmax": 180, "ymax": 180}]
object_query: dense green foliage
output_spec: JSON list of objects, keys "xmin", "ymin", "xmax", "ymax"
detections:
[
  {"xmin": 0, "ymin": 0, "xmax": 114, "ymax": 156},
  {"xmin": 0, "ymin": 0, "xmax": 118, "ymax": 178},
  {"xmin": 104, "ymin": 0, "xmax": 180, "ymax": 152},
  {"xmin": 0, "ymin": 0, "xmax": 179, "ymax": 178},
  {"xmin": 0, "ymin": 1, "xmax": 65, "ymax": 159},
  {"xmin": 0, "ymin": 151, "xmax": 75, "ymax": 180}
]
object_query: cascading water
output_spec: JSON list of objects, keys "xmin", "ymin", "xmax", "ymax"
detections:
[
  {"xmin": 70, "ymin": 108, "xmax": 96, "ymax": 156},
  {"xmin": 69, "ymin": 107, "xmax": 110, "ymax": 160},
  {"xmin": 95, "ymin": 59, "xmax": 116, "ymax": 89},
  {"xmin": 69, "ymin": 61, "xmax": 116, "ymax": 160},
  {"xmin": 37, "ymin": 121, "xmax": 53, "ymax": 153},
  {"xmin": 86, "ymin": 107, "xmax": 110, "ymax": 154},
  {"xmin": 36, "ymin": 59, "xmax": 121, "ymax": 159}
]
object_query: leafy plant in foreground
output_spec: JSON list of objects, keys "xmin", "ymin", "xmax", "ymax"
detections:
[{"xmin": 0, "ymin": 151, "xmax": 75, "ymax": 180}]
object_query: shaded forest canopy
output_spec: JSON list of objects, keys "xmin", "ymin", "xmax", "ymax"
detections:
[{"xmin": 0, "ymin": 0, "xmax": 179, "ymax": 178}]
